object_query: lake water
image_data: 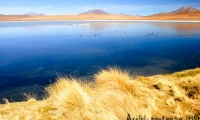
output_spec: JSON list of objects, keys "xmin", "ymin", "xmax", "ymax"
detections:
[{"xmin": 0, "ymin": 21, "xmax": 200, "ymax": 102}]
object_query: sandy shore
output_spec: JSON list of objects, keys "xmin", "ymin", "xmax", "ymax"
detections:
[
  {"xmin": 1, "ymin": 20, "xmax": 200, "ymax": 23},
  {"xmin": 82, "ymin": 20, "xmax": 200, "ymax": 22},
  {"xmin": 1, "ymin": 13, "xmax": 200, "ymax": 22}
]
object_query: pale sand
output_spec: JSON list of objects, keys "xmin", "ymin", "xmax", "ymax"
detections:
[
  {"xmin": 1, "ymin": 13, "xmax": 200, "ymax": 22},
  {"xmin": 1, "ymin": 20, "xmax": 200, "ymax": 23}
]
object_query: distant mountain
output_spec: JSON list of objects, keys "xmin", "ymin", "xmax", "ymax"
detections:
[
  {"xmin": 80, "ymin": 9, "xmax": 110, "ymax": 14},
  {"xmin": 116, "ymin": 13, "xmax": 131, "ymax": 16},
  {"xmin": 171, "ymin": 6, "xmax": 200, "ymax": 14},
  {"xmin": 149, "ymin": 6, "xmax": 200, "ymax": 17},
  {"xmin": 24, "ymin": 12, "xmax": 45, "ymax": 16},
  {"xmin": 145, "ymin": 6, "xmax": 200, "ymax": 20}
]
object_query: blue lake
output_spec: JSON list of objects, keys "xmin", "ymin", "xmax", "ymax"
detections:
[{"xmin": 0, "ymin": 21, "xmax": 200, "ymax": 102}]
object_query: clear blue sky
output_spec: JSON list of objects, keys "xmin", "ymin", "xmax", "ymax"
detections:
[{"xmin": 0, "ymin": 0, "xmax": 200, "ymax": 15}]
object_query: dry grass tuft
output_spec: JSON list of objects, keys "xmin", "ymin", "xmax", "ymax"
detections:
[{"xmin": 0, "ymin": 68, "xmax": 200, "ymax": 120}]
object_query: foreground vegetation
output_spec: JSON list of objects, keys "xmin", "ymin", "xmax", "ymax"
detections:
[{"xmin": 0, "ymin": 68, "xmax": 200, "ymax": 120}]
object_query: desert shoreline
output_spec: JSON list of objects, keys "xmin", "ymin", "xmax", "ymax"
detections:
[{"xmin": 1, "ymin": 19, "xmax": 200, "ymax": 23}]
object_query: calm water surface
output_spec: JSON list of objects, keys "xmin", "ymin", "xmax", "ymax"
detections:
[{"xmin": 0, "ymin": 21, "xmax": 200, "ymax": 102}]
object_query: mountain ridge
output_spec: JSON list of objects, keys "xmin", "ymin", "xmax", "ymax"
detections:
[
  {"xmin": 171, "ymin": 6, "xmax": 200, "ymax": 14},
  {"xmin": 24, "ymin": 12, "xmax": 45, "ymax": 16},
  {"xmin": 149, "ymin": 6, "xmax": 200, "ymax": 17},
  {"xmin": 0, "ymin": 6, "xmax": 200, "ymax": 21},
  {"xmin": 79, "ymin": 9, "xmax": 110, "ymax": 15}
]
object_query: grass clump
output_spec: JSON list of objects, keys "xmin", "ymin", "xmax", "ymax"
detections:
[{"xmin": 0, "ymin": 67, "xmax": 200, "ymax": 120}]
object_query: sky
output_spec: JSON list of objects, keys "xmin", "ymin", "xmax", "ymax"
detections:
[{"xmin": 0, "ymin": 0, "xmax": 200, "ymax": 15}]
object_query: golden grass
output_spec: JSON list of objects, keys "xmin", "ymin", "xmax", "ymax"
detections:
[{"xmin": 0, "ymin": 67, "xmax": 200, "ymax": 120}]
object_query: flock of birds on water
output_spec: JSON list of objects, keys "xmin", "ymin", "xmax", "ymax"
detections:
[
  {"xmin": 79, "ymin": 31, "xmax": 154, "ymax": 37},
  {"xmin": 71, "ymin": 23, "xmax": 155, "ymax": 38},
  {"xmin": 2, "ymin": 22, "xmax": 199, "ymax": 41}
]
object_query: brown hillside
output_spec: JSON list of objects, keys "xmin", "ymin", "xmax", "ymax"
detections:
[
  {"xmin": 145, "ymin": 6, "xmax": 200, "ymax": 20},
  {"xmin": 0, "ymin": 15, "xmax": 28, "ymax": 21}
]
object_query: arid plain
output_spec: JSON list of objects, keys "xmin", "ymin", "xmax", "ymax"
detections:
[
  {"xmin": 0, "ymin": 13, "xmax": 200, "ymax": 21},
  {"xmin": 1, "ymin": 6, "xmax": 200, "ymax": 21}
]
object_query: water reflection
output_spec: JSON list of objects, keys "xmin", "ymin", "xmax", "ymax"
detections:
[
  {"xmin": 0, "ymin": 21, "xmax": 200, "ymax": 103},
  {"xmin": 0, "ymin": 21, "xmax": 200, "ymax": 88},
  {"xmin": 80, "ymin": 22, "xmax": 135, "ymax": 30},
  {"xmin": 78, "ymin": 21, "xmax": 200, "ymax": 37},
  {"xmin": 151, "ymin": 22, "xmax": 200, "ymax": 35}
]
